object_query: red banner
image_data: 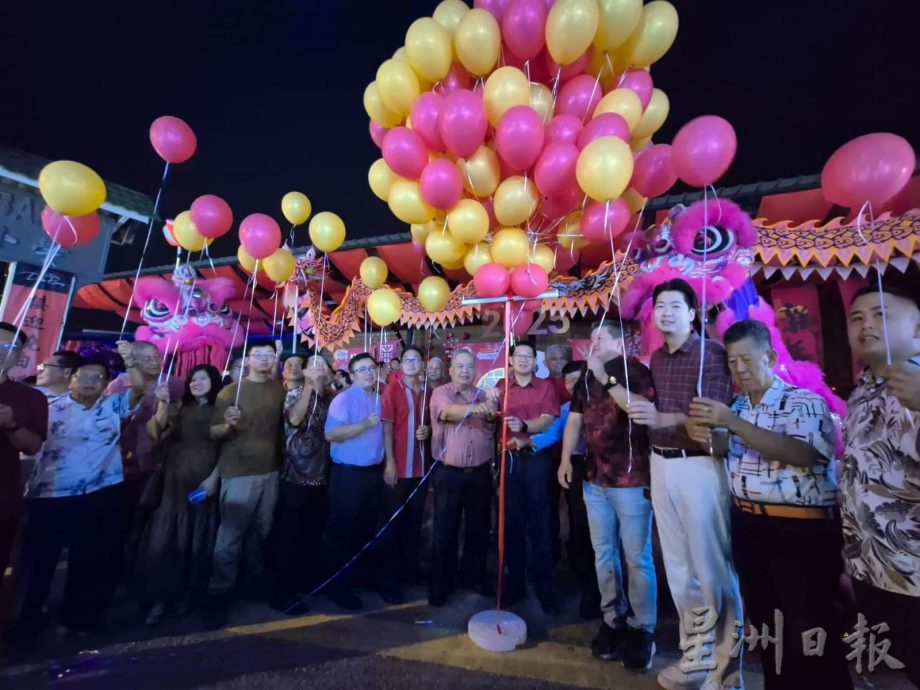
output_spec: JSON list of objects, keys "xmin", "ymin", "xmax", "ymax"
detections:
[
  {"xmin": 771, "ymin": 285, "xmax": 824, "ymax": 366},
  {"xmin": 1, "ymin": 263, "xmax": 73, "ymax": 380}
]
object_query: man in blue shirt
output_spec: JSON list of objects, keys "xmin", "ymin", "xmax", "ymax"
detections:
[{"xmin": 323, "ymin": 352, "xmax": 384, "ymax": 610}]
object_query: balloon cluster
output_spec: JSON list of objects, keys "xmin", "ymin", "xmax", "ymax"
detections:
[{"xmin": 364, "ymin": 0, "xmax": 739, "ymax": 328}]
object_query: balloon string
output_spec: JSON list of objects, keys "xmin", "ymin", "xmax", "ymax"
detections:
[
  {"xmin": 495, "ymin": 299, "xmax": 512, "ymax": 626},
  {"xmin": 271, "ymin": 290, "xmax": 279, "ymax": 339},
  {"xmin": 853, "ymin": 200, "xmax": 891, "ymax": 366},
  {"xmin": 582, "ymin": 64, "xmax": 606, "ymax": 123},
  {"xmin": 235, "ymin": 259, "xmax": 259, "ymax": 407},
  {"xmin": 697, "ymin": 187, "xmax": 710, "ymax": 397},
  {"xmin": 292, "ymin": 283, "xmax": 299, "ymax": 352},
  {"xmin": 375, "ymin": 326, "xmax": 385, "ymax": 408},
  {"xmin": 121, "ymin": 161, "xmax": 170, "ymax": 338},
  {"xmin": 223, "ymin": 271, "xmax": 254, "ymax": 374}
]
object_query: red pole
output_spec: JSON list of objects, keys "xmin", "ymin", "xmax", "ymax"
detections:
[{"xmin": 495, "ymin": 299, "xmax": 512, "ymax": 623}]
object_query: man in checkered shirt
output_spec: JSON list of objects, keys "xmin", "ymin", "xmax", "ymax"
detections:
[
  {"xmin": 627, "ymin": 278, "xmax": 743, "ymax": 690},
  {"xmin": 688, "ymin": 319, "xmax": 851, "ymax": 690}
]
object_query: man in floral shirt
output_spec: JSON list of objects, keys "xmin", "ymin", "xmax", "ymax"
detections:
[{"xmin": 842, "ymin": 281, "xmax": 920, "ymax": 687}]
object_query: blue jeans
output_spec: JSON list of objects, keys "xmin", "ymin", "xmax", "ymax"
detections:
[{"xmin": 583, "ymin": 481, "xmax": 657, "ymax": 632}]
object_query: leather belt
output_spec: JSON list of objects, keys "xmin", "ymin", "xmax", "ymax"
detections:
[
  {"xmin": 651, "ymin": 446, "xmax": 699, "ymax": 459},
  {"xmin": 732, "ymin": 496, "xmax": 837, "ymax": 520},
  {"xmin": 441, "ymin": 463, "xmax": 490, "ymax": 473}
]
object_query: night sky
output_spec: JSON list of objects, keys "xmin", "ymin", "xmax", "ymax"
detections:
[{"xmin": 1, "ymin": 0, "xmax": 917, "ymax": 273}]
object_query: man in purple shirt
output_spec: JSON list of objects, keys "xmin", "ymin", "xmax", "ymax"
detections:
[{"xmin": 627, "ymin": 278, "xmax": 742, "ymax": 690}]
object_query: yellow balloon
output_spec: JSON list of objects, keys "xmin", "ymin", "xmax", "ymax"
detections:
[
  {"xmin": 363, "ymin": 81, "xmax": 402, "ymax": 128},
  {"xmin": 454, "ymin": 8, "xmax": 500, "ymax": 76},
  {"xmin": 447, "ymin": 198, "xmax": 489, "ymax": 244},
  {"xmin": 440, "ymin": 255, "xmax": 467, "ymax": 271},
  {"xmin": 558, "ymin": 212, "xmax": 590, "ymax": 250},
  {"xmin": 388, "ymin": 179, "xmax": 436, "ymax": 224},
  {"xmin": 464, "ymin": 242, "xmax": 493, "ymax": 275},
  {"xmin": 238, "ymin": 246, "xmax": 259, "ymax": 274},
  {"xmin": 359, "ymin": 256, "xmax": 389, "ymax": 289},
  {"xmin": 426, "ymin": 228, "xmax": 466, "ymax": 265},
  {"xmin": 530, "ymin": 244, "xmax": 556, "ymax": 274},
  {"xmin": 410, "ymin": 220, "xmax": 438, "ymax": 244},
  {"xmin": 576, "ymin": 136, "xmax": 634, "ymax": 201},
  {"xmin": 632, "ymin": 88, "xmax": 669, "ymax": 139},
  {"xmin": 392, "ymin": 46, "xmax": 409, "ymax": 62},
  {"xmin": 618, "ymin": 0, "xmax": 679, "ymax": 68},
  {"xmin": 587, "ymin": 48, "xmax": 617, "ymax": 92},
  {"xmin": 367, "ymin": 288, "xmax": 402, "ymax": 327},
  {"xmin": 631, "ymin": 135, "xmax": 652, "ymax": 152},
  {"xmin": 546, "ymin": 0, "xmax": 599, "ymax": 66},
  {"xmin": 594, "ymin": 0, "xmax": 643, "ymax": 52},
  {"xmin": 458, "ymin": 145, "xmax": 501, "ymax": 198},
  {"xmin": 433, "ymin": 0, "xmax": 469, "ymax": 36},
  {"xmin": 376, "ymin": 59, "xmax": 421, "ymax": 117},
  {"xmin": 368, "ymin": 159, "xmax": 399, "ymax": 201},
  {"xmin": 172, "ymin": 211, "xmax": 212, "ymax": 252},
  {"xmin": 263, "ymin": 247, "xmax": 296, "ymax": 283},
  {"xmin": 593, "ymin": 88, "xmax": 643, "ymax": 131},
  {"xmin": 491, "ymin": 227, "xmax": 531, "ymax": 268},
  {"xmin": 418, "ymin": 276, "xmax": 451, "ymax": 312},
  {"xmin": 483, "ymin": 66, "xmax": 530, "ymax": 126},
  {"xmin": 622, "ymin": 187, "xmax": 647, "ymax": 213},
  {"xmin": 406, "ymin": 17, "xmax": 452, "ymax": 83},
  {"xmin": 493, "ymin": 176, "xmax": 539, "ymax": 227},
  {"xmin": 281, "ymin": 191, "xmax": 312, "ymax": 226},
  {"xmin": 530, "ymin": 83, "xmax": 554, "ymax": 123},
  {"xmin": 308, "ymin": 211, "xmax": 346, "ymax": 253},
  {"xmin": 38, "ymin": 160, "xmax": 107, "ymax": 216}
]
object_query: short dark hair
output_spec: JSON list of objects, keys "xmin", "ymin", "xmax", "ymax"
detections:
[
  {"xmin": 52, "ymin": 350, "xmax": 84, "ymax": 374},
  {"xmin": 510, "ymin": 342, "xmax": 535, "ymax": 357},
  {"xmin": 183, "ymin": 364, "xmax": 223, "ymax": 406},
  {"xmin": 79, "ymin": 356, "xmax": 111, "ymax": 380},
  {"xmin": 248, "ymin": 342, "xmax": 275, "ymax": 354},
  {"xmin": 401, "ymin": 346, "xmax": 424, "ymax": 360},
  {"xmin": 723, "ymin": 319, "xmax": 773, "ymax": 350},
  {"xmin": 591, "ymin": 320, "xmax": 624, "ymax": 339},
  {"xmin": 562, "ymin": 360, "xmax": 585, "ymax": 376},
  {"xmin": 336, "ymin": 370, "xmax": 352, "ymax": 384},
  {"xmin": 348, "ymin": 352, "xmax": 376, "ymax": 372},
  {"xmin": 0, "ymin": 322, "xmax": 27, "ymax": 347},
  {"xmin": 282, "ymin": 352, "xmax": 306, "ymax": 367},
  {"xmin": 850, "ymin": 277, "xmax": 920, "ymax": 312},
  {"xmin": 652, "ymin": 278, "xmax": 697, "ymax": 312}
]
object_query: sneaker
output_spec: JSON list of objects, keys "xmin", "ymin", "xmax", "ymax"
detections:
[
  {"xmin": 622, "ymin": 628, "xmax": 656, "ymax": 672},
  {"xmin": 328, "ymin": 589, "xmax": 363, "ymax": 610},
  {"xmin": 591, "ymin": 622, "xmax": 628, "ymax": 661},
  {"xmin": 656, "ymin": 661, "xmax": 708, "ymax": 690},
  {"xmin": 535, "ymin": 583, "xmax": 560, "ymax": 616},
  {"xmin": 427, "ymin": 585, "xmax": 447, "ymax": 607}
]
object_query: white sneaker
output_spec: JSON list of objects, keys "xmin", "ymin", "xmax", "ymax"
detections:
[{"xmin": 657, "ymin": 661, "xmax": 708, "ymax": 690}]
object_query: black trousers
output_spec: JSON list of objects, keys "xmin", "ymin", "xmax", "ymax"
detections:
[
  {"xmin": 378, "ymin": 477, "xmax": 426, "ymax": 589},
  {"xmin": 852, "ymin": 578, "xmax": 920, "ymax": 687},
  {"xmin": 323, "ymin": 463, "xmax": 383, "ymax": 594},
  {"xmin": 272, "ymin": 481, "xmax": 328, "ymax": 601},
  {"xmin": 503, "ymin": 450, "xmax": 554, "ymax": 590},
  {"xmin": 430, "ymin": 463, "xmax": 492, "ymax": 589},
  {"xmin": 566, "ymin": 455, "xmax": 600, "ymax": 600},
  {"xmin": 18, "ymin": 484, "xmax": 126, "ymax": 635},
  {"xmin": 0, "ymin": 515, "xmax": 16, "ymax": 594},
  {"xmin": 731, "ymin": 508, "xmax": 853, "ymax": 690}
]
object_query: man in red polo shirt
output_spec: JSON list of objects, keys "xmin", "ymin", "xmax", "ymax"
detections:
[
  {"xmin": 379, "ymin": 346, "xmax": 430, "ymax": 603},
  {"xmin": 498, "ymin": 341, "xmax": 560, "ymax": 613}
]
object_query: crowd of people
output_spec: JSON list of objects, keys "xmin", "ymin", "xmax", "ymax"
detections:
[{"xmin": 0, "ymin": 274, "xmax": 917, "ymax": 690}]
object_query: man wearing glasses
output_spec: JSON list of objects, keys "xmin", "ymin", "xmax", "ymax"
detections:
[
  {"xmin": 499, "ymin": 341, "xmax": 560, "ymax": 613},
  {"xmin": 35, "ymin": 350, "xmax": 84, "ymax": 400},
  {"xmin": 0, "ymin": 323, "xmax": 47, "ymax": 604},
  {"xmin": 323, "ymin": 353, "xmax": 385, "ymax": 610}
]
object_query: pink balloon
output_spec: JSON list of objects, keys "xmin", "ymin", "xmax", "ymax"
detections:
[
  {"xmin": 149, "ymin": 116, "xmax": 197, "ymax": 164},
  {"xmin": 554, "ymin": 245, "xmax": 580, "ymax": 272},
  {"xmin": 369, "ymin": 121, "xmax": 388, "ymax": 148},
  {"xmin": 163, "ymin": 220, "xmax": 179, "ymax": 248},
  {"xmin": 239, "ymin": 213, "xmax": 281, "ymax": 260},
  {"xmin": 41, "ymin": 206, "xmax": 100, "ymax": 248},
  {"xmin": 382, "ymin": 127, "xmax": 429, "ymax": 179},
  {"xmin": 821, "ymin": 133, "xmax": 916, "ymax": 209},
  {"xmin": 671, "ymin": 115, "xmax": 738, "ymax": 188},
  {"xmin": 436, "ymin": 63, "xmax": 473, "ymax": 96},
  {"xmin": 556, "ymin": 74, "xmax": 603, "ymax": 121},
  {"xmin": 420, "ymin": 159, "xmax": 464, "ymax": 210},
  {"xmin": 410, "ymin": 92, "xmax": 446, "ymax": 153},
  {"xmin": 539, "ymin": 186, "xmax": 581, "ymax": 221},
  {"xmin": 474, "ymin": 0, "xmax": 511, "ymax": 21},
  {"xmin": 496, "ymin": 106, "xmax": 545, "ymax": 171},
  {"xmin": 544, "ymin": 46, "xmax": 591, "ymax": 83},
  {"xmin": 576, "ymin": 112, "xmax": 630, "ymax": 150},
  {"xmin": 631, "ymin": 144, "xmax": 678, "ymax": 199},
  {"xmin": 190, "ymin": 194, "xmax": 234, "ymax": 239},
  {"xmin": 510, "ymin": 263, "xmax": 549, "ymax": 298},
  {"xmin": 611, "ymin": 69, "xmax": 654, "ymax": 110},
  {"xmin": 474, "ymin": 262, "xmax": 512, "ymax": 297},
  {"xmin": 534, "ymin": 142, "xmax": 579, "ymax": 196},
  {"xmin": 439, "ymin": 90, "xmax": 488, "ymax": 159},
  {"xmin": 502, "ymin": 0, "xmax": 547, "ymax": 60},
  {"xmin": 546, "ymin": 114, "xmax": 584, "ymax": 146},
  {"xmin": 581, "ymin": 198, "xmax": 631, "ymax": 242}
]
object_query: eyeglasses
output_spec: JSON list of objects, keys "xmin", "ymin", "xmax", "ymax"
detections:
[
  {"xmin": 37, "ymin": 362, "xmax": 66, "ymax": 372},
  {"xmin": 402, "ymin": 357, "xmax": 421, "ymax": 364},
  {"xmin": 352, "ymin": 365, "xmax": 377, "ymax": 375},
  {"xmin": 75, "ymin": 373, "xmax": 106, "ymax": 383},
  {"xmin": 513, "ymin": 353, "xmax": 534, "ymax": 360}
]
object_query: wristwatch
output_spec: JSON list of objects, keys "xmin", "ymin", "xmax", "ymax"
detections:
[
  {"xmin": 603, "ymin": 375, "xmax": 617, "ymax": 391},
  {"xmin": 521, "ymin": 420, "xmax": 529, "ymax": 433}
]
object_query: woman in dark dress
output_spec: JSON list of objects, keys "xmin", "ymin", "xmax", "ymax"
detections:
[{"xmin": 135, "ymin": 364, "xmax": 223, "ymax": 625}]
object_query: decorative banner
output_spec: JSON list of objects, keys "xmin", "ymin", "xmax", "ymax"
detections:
[
  {"xmin": 333, "ymin": 342, "xmax": 403, "ymax": 371},
  {"xmin": 0, "ymin": 262, "xmax": 74, "ymax": 380},
  {"xmin": 771, "ymin": 285, "xmax": 824, "ymax": 366}
]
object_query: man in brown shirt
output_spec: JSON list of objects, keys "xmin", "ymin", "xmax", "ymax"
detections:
[
  {"xmin": 203, "ymin": 341, "xmax": 285, "ymax": 629},
  {"xmin": 427, "ymin": 349, "xmax": 496, "ymax": 607}
]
